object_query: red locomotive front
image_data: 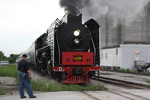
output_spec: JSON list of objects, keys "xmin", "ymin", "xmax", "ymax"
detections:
[{"xmin": 52, "ymin": 52, "xmax": 101, "ymax": 84}]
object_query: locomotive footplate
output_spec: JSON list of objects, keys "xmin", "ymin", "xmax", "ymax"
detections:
[{"xmin": 52, "ymin": 66, "xmax": 101, "ymax": 84}]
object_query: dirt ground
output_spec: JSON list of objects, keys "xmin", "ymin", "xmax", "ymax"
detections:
[
  {"xmin": 0, "ymin": 76, "xmax": 18, "ymax": 95},
  {"xmin": 0, "ymin": 70, "xmax": 56, "ymax": 95}
]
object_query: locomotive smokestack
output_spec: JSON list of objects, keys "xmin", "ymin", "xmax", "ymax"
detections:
[{"xmin": 59, "ymin": 0, "xmax": 90, "ymax": 15}]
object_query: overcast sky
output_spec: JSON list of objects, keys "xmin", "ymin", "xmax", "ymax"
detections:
[{"xmin": 0, "ymin": 0, "xmax": 64, "ymax": 57}]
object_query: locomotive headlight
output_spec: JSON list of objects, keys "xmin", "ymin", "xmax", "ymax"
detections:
[
  {"xmin": 73, "ymin": 29, "xmax": 80, "ymax": 36},
  {"xmin": 74, "ymin": 38, "xmax": 80, "ymax": 44}
]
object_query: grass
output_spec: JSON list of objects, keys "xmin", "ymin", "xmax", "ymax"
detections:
[
  {"xmin": 142, "ymin": 72, "xmax": 150, "ymax": 74},
  {"xmin": 116, "ymin": 68, "xmax": 150, "ymax": 75},
  {"xmin": 0, "ymin": 64, "xmax": 18, "ymax": 78},
  {"xmin": 0, "ymin": 91, "xmax": 6, "ymax": 95},
  {"xmin": 32, "ymin": 80, "xmax": 107, "ymax": 92},
  {"xmin": 116, "ymin": 68, "xmax": 134, "ymax": 73},
  {"xmin": 0, "ymin": 64, "xmax": 107, "ymax": 92}
]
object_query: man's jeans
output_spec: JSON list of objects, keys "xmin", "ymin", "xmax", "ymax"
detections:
[{"xmin": 18, "ymin": 72, "xmax": 33, "ymax": 97}]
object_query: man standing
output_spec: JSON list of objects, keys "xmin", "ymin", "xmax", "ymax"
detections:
[{"xmin": 18, "ymin": 54, "xmax": 36, "ymax": 98}]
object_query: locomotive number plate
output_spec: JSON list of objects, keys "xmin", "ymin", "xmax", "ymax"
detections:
[
  {"xmin": 73, "ymin": 55, "xmax": 83, "ymax": 61},
  {"xmin": 62, "ymin": 52, "xmax": 93, "ymax": 65}
]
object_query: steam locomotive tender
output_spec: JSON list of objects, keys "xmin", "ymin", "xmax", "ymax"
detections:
[{"xmin": 24, "ymin": 14, "xmax": 101, "ymax": 84}]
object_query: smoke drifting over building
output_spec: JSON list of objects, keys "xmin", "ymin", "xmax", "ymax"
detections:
[
  {"xmin": 60, "ymin": 0, "xmax": 150, "ymax": 46},
  {"xmin": 60, "ymin": 0, "xmax": 150, "ymax": 24}
]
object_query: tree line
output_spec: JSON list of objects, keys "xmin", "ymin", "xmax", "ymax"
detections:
[{"xmin": 0, "ymin": 51, "xmax": 20, "ymax": 63}]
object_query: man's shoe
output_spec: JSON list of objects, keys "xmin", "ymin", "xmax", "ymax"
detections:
[
  {"xmin": 20, "ymin": 96, "xmax": 26, "ymax": 99},
  {"xmin": 30, "ymin": 95, "xmax": 36, "ymax": 98}
]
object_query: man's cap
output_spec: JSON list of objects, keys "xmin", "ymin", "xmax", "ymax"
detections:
[{"xmin": 22, "ymin": 54, "xmax": 27, "ymax": 58}]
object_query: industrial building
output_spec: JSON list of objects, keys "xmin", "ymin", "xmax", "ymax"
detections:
[{"xmin": 100, "ymin": 2, "xmax": 150, "ymax": 70}]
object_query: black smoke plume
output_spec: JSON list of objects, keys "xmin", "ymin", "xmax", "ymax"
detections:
[
  {"xmin": 59, "ymin": 0, "xmax": 90, "ymax": 15},
  {"xmin": 60, "ymin": 0, "xmax": 150, "ymax": 25}
]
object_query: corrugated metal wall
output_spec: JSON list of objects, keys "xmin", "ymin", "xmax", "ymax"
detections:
[
  {"xmin": 99, "ymin": 2, "xmax": 150, "ymax": 49},
  {"xmin": 146, "ymin": 2, "xmax": 150, "ymax": 42}
]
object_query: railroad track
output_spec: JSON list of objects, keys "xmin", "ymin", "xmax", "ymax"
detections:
[{"xmin": 92, "ymin": 76, "xmax": 150, "ymax": 89}]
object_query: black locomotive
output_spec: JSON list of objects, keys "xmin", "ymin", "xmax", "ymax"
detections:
[{"xmin": 18, "ymin": 14, "xmax": 101, "ymax": 84}]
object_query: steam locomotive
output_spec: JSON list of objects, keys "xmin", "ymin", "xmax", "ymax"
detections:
[{"xmin": 18, "ymin": 14, "xmax": 101, "ymax": 84}]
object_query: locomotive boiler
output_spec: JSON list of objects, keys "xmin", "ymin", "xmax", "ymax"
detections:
[{"xmin": 21, "ymin": 14, "xmax": 101, "ymax": 84}]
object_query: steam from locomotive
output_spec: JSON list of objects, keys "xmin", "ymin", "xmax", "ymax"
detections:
[
  {"xmin": 59, "ymin": 0, "xmax": 90, "ymax": 15},
  {"xmin": 60, "ymin": 0, "xmax": 150, "ymax": 25}
]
